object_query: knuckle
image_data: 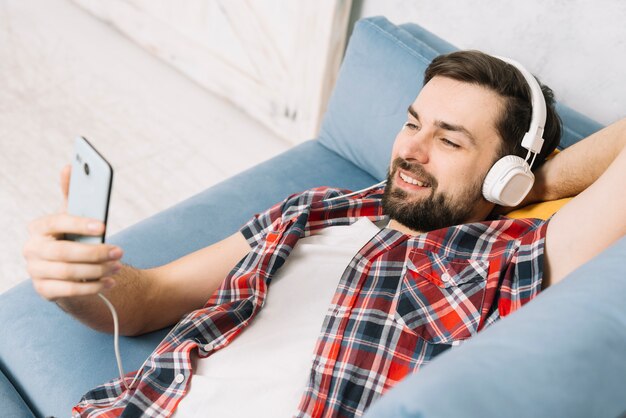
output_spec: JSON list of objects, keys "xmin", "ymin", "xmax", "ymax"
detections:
[
  {"xmin": 53, "ymin": 243, "xmax": 68, "ymax": 260},
  {"xmin": 65, "ymin": 283, "xmax": 81, "ymax": 298},
  {"xmin": 68, "ymin": 281, "xmax": 97, "ymax": 298},
  {"xmin": 32, "ymin": 280, "xmax": 51, "ymax": 300},
  {"xmin": 59, "ymin": 263, "xmax": 74, "ymax": 279},
  {"xmin": 92, "ymin": 246, "xmax": 107, "ymax": 262},
  {"xmin": 26, "ymin": 260, "xmax": 42, "ymax": 280},
  {"xmin": 100, "ymin": 247, "xmax": 113, "ymax": 261}
]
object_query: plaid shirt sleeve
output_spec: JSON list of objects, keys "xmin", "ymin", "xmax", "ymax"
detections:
[{"xmin": 495, "ymin": 218, "xmax": 550, "ymax": 318}]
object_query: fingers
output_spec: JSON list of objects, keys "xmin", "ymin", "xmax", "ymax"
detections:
[
  {"xmin": 23, "ymin": 238, "xmax": 122, "ymax": 264},
  {"xmin": 28, "ymin": 213, "xmax": 105, "ymax": 239},
  {"xmin": 25, "ymin": 240, "xmax": 123, "ymax": 300},
  {"xmin": 26, "ymin": 259, "xmax": 123, "ymax": 282},
  {"xmin": 61, "ymin": 164, "xmax": 71, "ymax": 210},
  {"xmin": 25, "ymin": 175, "xmax": 125, "ymax": 301},
  {"xmin": 24, "ymin": 208, "xmax": 125, "ymax": 300},
  {"xmin": 33, "ymin": 277, "xmax": 117, "ymax": 302}
]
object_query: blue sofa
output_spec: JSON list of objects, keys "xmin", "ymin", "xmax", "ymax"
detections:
[{"xmin": 1, "ymin": 16, "xmax": 625, "ymax": 418}]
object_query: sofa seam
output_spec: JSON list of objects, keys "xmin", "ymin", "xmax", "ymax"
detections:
[
  {"xmin": 360, "ymin": 19, "xmax": 435, "ymax": 66},
  {"xmin": 0, "ymin": 359, "xmax": 38, "ymax": 417},
  {"xmin": 562, "ymin": 124, "xmax": 582, "ymax": 140}
]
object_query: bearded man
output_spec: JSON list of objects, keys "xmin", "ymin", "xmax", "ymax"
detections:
[{"xmin": 24, "ymin": 50, "xmax": 626, "ymax": 417}]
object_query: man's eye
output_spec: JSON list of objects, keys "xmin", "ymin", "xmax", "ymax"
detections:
[
  {"xmin": 403, "ymin": 122, "xmax": 419, "ymax": 130},
  {"xmin": 441, "ymin": 138, "xmax": 460, "ymax": 149}
]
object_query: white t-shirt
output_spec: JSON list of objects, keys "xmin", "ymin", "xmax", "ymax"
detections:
[{"xmin": 174, "ymin": 218, "xmax": 381, "ymax": 417}]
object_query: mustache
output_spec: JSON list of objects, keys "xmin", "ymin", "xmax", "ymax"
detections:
[{"xmin": 390, "ymin": 158, "xmax": 438, "ymax": 188}]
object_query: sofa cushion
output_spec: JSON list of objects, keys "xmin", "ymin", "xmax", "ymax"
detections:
[{"xmin": 319, "ymin": 17, "xmax": 604, "ymax": 182}]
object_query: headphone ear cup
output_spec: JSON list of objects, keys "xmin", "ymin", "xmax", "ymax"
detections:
[{"xmin": 482, "ymin": 155, "xmax": 535, "ymax": 207}]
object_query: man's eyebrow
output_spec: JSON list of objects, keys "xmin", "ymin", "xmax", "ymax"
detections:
[
  {"xmin": 407, "ymin": 105, "xmax": 477, "ymax": 146},
  {"xmin": 436, "ymin": 121, "xmax": 477, "ymax": 146}
]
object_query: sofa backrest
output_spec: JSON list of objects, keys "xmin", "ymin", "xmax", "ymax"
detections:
[{"xmin": 319, "ymin": 16, "xmax": 604, "ymax": 182}]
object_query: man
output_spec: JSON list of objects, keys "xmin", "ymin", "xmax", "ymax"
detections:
[{"xmin": 23, "ymin": 51, "xmax": 626, "ymax": 417}]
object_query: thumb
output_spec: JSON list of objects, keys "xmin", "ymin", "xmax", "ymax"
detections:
[{"xmin": 61, "ymin": 164, "xmax": 71, "ymax": 211}]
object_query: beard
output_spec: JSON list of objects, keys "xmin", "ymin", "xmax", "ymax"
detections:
[{"xmin": 381, "ymin": 157, "xmax": 484, "ymax": 232}]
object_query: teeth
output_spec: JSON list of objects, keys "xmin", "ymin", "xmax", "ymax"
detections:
[{"xmin": 399, "ymin": 172, "xmax": 428, "ymax": 187}]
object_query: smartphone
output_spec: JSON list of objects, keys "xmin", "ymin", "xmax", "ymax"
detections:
[{"xmin": 65, "ymin": 136, "xmax": 113, "ymax": 244}]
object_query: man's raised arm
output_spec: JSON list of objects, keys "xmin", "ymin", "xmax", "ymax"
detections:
[{"xmin": 537, "ymin": 118, "xmax": 626, "ymax": 287}]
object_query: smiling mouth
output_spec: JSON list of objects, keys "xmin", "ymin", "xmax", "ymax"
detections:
[{"xmin": 398, "ymin": 170, "xmax": 430, "ymax": 188}]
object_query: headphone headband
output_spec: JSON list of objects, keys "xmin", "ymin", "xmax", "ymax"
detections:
[
  {"xmin": 494, "ymin": 56, "xmax": 547, "ymax": 156},
  {"xmin": 481, "ymin": 55, "xmax": 548, "ymax": 207}
]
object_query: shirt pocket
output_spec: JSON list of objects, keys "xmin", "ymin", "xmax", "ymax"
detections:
[{"xmin": 394, "ymin": 249, "xmax": 489, "ymax": 344}]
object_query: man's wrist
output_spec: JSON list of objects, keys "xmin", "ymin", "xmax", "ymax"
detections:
[{"xmin": 529, "ymin": 164, "xmax": 550, "ymax": 204}]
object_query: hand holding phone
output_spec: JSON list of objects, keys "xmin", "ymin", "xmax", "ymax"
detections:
[
  {"xmin": 23, "ymin": 136, "xmax": 122, "ymax": 301},
  {"xmin": 32, "ymin": 136, "xmax": 135, "ymax": 389}
]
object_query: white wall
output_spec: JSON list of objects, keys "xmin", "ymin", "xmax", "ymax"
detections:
[
  {"xmin": 355, "ymin": 0, "xmax": 626, "ymax": 126},
  {"xmin": 72, "ymin": 0, "xmax": 353, "ymax": 144}
]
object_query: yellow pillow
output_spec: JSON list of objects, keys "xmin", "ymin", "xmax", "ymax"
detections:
[{"xmin": 506, "ymin": 197, "xmax": 573, "ymax": 220}]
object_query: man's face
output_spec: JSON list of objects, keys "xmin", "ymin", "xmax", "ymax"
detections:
[{"xmin": 382, "ymin": 76, "xmax": 504, "ymax": 233}]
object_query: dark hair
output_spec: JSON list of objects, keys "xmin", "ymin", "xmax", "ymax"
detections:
[{"xmin": 424, "ymin": 50, "xmax": 562, "ymax": 168}]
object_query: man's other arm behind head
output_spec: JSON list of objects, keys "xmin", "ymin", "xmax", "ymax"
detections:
[{"xmin": 539, "ymin": 118, "xmax": 626, "ymax": 287}]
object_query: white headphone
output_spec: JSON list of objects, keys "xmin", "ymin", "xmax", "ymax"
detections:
[{"xmin": 481, "ymin": 56, "xmax": 547, "ymax": 207}]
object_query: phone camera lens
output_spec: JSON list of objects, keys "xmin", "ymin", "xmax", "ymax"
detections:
[{"xmin": 84, "ymin": 162, "xmax": 90, "ymax": 175}]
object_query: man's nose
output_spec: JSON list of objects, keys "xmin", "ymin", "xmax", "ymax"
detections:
[{"xmin": 399, "ymin": 130, "xmax": 430, "ymax": 164}]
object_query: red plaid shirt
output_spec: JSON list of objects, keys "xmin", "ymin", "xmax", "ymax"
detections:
[{"xmin": 73, "ymin": 185, "xmax": 548, "ymax": 417}]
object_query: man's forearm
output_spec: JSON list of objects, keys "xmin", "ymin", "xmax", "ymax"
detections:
[
  {"xmin": 530, "ymin": 118, "xmax": 626, "ymax": 203},
  {"xmin": 56, "ymin": 265, "xmax": 154, "ymax": 336}
]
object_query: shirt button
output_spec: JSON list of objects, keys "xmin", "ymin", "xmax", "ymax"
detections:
[
  {"xmin": 175, "ymin": 373, "xmax": 185, "ymax": 384},
  {"xmin": 204, "ymin": 343, "xmax": 213, "ymax": 351}
]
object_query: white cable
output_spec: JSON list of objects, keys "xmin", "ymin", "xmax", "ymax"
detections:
[
  {"xmin": 97, "ymin": 292, "xmax": 139, "ymax": 390},
  {"xmin": 529, "ymin": 151, "xmax": 539, "ymax": 170},
  {"xmin": 523, "ymin": 148, "xmax": 532, "ymax": 163},
  {"xmin": 325, "ymin": 180, "xmax": 387, "ymax": 202},
  {"xmin": 523, "ymin": 148, "xmax": 539, "ymax": 171}
]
